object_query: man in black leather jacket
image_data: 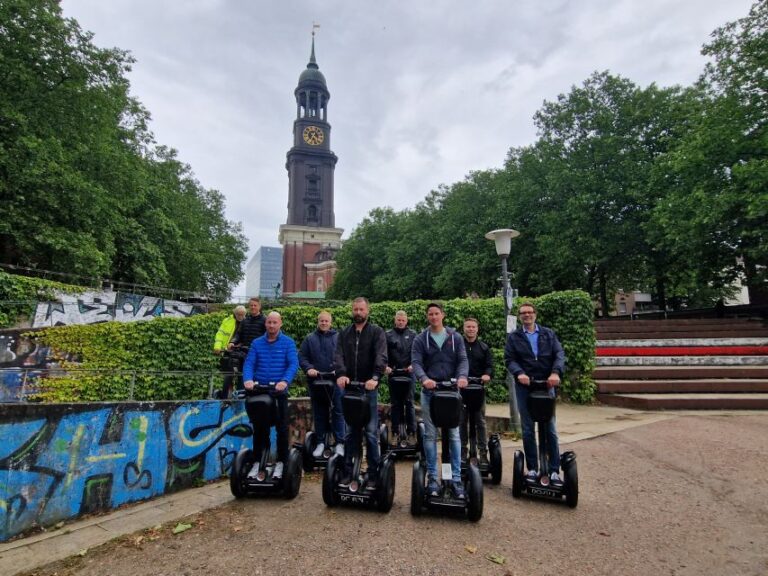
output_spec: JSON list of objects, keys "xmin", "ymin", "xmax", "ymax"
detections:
[{"xmin": 385, "ymin": 310, "xmax": 417, "ymax": 442}]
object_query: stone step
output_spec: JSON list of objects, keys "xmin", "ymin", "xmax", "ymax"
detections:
[
  {"xmin": 596, "ymin": 378, "xmax": 768, "ymax": 394},
  {"xmin": 597, "ymin": 393, "xmax": 768, "ymax": 410},
  {"xmin": 593, "ymin": 365, "xmax": 768, "ymax": 379},
  {"xmin": 596, "ymin": 318, "xmax": 766, "ymax": 328},
  {"xmin": 595, "ymin": 355, "xmax": 768, "ymax": 366},
  {"xmin": 596, "ymin": 337, "xmax": 768, "ymax": 347},
  {"xmin": 596, "ymin": 328, "xmax": 768, "ymax": 339}
]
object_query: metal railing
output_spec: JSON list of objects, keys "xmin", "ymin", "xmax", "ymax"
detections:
[{"xmin": 0, "ymin": 368, "xmax": 231, "ymax": 403}]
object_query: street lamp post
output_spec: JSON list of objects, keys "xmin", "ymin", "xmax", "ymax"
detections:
[{"xmin": 485, "ymin": 228, "xmax": 521, "ymax": 433}]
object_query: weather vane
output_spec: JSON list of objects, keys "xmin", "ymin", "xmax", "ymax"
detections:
[{"xmin": 312, "ymin": 22, "xmax": 320, "ymax": 37}]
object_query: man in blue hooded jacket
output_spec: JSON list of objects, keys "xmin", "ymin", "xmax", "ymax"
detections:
[
  {"xmin": 242, "ymin": 311, "xmax": 299, "ymax": 480},
  {"xmin": 411, "ymin": 302, "xmax": 469, "ymax": 500}
]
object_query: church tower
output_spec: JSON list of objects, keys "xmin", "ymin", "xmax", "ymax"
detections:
[{"xmin": 279, "ymin": 34, "xmax": 343, "ymax": 295}]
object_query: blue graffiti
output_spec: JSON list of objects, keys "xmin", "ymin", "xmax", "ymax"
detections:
[{"xmin": 0, "ymin": 401, "xmax": 258, "ymax": 542}]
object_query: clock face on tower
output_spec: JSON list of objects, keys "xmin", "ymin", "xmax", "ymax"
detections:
[{"xmin": 302, "ymin": 125, "xmax": 325, "ymax": 146}]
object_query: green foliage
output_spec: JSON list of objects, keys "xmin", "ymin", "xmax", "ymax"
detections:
[
  {"xmin": 31, "ymin": 291, "xmax": 596, "ymax": 403},
  {"xmin": 0, "ymin": 0, "xmax": 246, "ymax": 298},
  {"xmin": 0, "ymin": 270, "xmax": 85, "ymax": 328}
]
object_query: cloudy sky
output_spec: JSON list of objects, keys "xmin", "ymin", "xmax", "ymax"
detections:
[{"xmin": 60, "ymin": 0, "xmax": 755, "ymax": 299}]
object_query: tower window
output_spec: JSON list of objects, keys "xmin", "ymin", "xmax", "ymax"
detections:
[{"xmin": 307, "ymin": 205, "xmax": 318, "ymax": 223}]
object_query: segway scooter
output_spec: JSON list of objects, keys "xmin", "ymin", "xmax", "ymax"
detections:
[
  {"xmin": 460, "ymin": 377, "xmax": 502, "ymax": 484},
  {"xmin": 322, "ymin": 381, "xmax": 395, "ymax": 512},
  {"xmin": 411, "ymin": 381, "xmax": 483, "ymax": 521},
  {"xmin": 229, "ymin": 384, "xmax": 302, "ymax": 499},
  {"xmin": 511, "ymin": 379, "xmax": 578, "ymax": 507},
  {"xmin": 379, "ymin": 368, "xmax": 421, "ymax": 459},
  {"xmin": 302, "ymin": 371, "xmax": 343, "ymax": 472},
  {"xmin": 215, "ymin": 347, "xmax": 247, "ymax": 399}
]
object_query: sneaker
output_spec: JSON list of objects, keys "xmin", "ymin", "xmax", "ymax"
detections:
[
  {"xmin": 479, "ymin": 452, "xmax": 489, "ymax": 467},
  {"xmin": 312, "ymin": 442, "xmax": 325, "ymax": 458},
  {"xmin": 526, "ymin": 469, "xmax": 538, "ymax": 480},
  {"xmin": 550, "ymin": 471, "xmax": 562, "ymax": 485},
  {"xmin": 247, "ymin": 462, "xmax": 260, "ymax": 479},
  {"xmin": 272, "ymin": 461, "xmax": 284, "ymax": 480},
  {"xmin": 427, "ymin": 477, "xmax": 441, "ymax": 497},
  {"xmin": 334, "ymin": 443, "xmax": 345, "ymax": 457},
  {"xmin": 365, "ymin": 474, "xmax": 378, "ymax": 490},
  {"xmin": 452, "ymin": 481, "xmax": 466, "ymax": 500}
]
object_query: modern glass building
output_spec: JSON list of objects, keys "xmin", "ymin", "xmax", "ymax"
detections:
[{"xmin": 245, "ymin": 247, "xmax": 283, "ymax": 299}]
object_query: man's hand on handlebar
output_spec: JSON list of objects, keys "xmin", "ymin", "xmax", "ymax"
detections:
[
  {"xmin": 307, "ymin": 368, "xmax": 318, "ymax": 378},
  {"xmin": 517, "ymin": 374, "xmax": 530, "ymax": 386},
  {"xmin": 422, "ymin": 378, "xmax": 436, "ymax": 390},
  {"xmin": 244, "ymin": 380, "xmax": 255, "ymax": 390},
  {"xmin": 385, "ymin": 366, "xmax": 392, "ymax": 375},
  {"xmin": 365, "ymin": 379, "xmax": 377, "ymax": 391},
  {"xmin": 275, "ymin": 381, "xmax": 288, "ymax": 392},
  {"xmin": 336, "ymin": 376, "xmax": 349, "ymax": 389},
  {"xmin": 547, "ymin": 373, "xmax": 561, "ymax": 388},
  {"xmin": 481, "ymin": 374, "xmax": 491, "ymax": 383},
  {"xmin": 457, "ymin": 377, "xmax": 468, "ymax": 388}
]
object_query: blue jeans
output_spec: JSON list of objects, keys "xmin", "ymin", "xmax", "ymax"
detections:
[
  {"xmin": 420, "ymin": 389, "xmax": 462, "ymax": 482},
  {"xmin": 310, "ymin": 383, "xmax": 347, "ymax": 444},
  {"xmin": 342, "ymin": 388, "xmax": 380, "ymax": 478},
  {"xmin": 516, "ymin": 384, "xmax": 560, "ymax": 473}
]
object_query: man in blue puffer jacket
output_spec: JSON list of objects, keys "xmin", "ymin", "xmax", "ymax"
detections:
[{"xmin": 242, "ymin": 311, "xmax": 299, "ymax": 480}]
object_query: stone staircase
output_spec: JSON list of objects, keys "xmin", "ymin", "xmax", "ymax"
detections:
[{"xmin": 594, "ymin": 318, "xmax": 768, "ymax": 409}]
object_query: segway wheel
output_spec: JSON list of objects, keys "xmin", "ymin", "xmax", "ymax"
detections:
[
  {"xmin": 489, "ymin": 435, "xmax": 502, "ymax": 485},
  {"xmin": 466, "ymin": 464, "xmax": 483, "ymax": 522},
  {"xmin": 322, "ymin": 454, "xmax": 341, "ymax": 507},
  {"xmin": 283, "ymin": 448, "xmax": 303, "ymax": 499},
  {"xmin": 511, "ymin": 450, "xmax": 524, "ymax": 498},
  {"xmin": 230, "ymin": 448, "xmax": 253, "ymax": 499},
  {"xmin": 562, "ymin": 453, "xmax": 579, "ymax": 508},
  {"xmin": 410, "ymin": 461, "xmax": 425, "ymax": 516},
  {"xmin": 379, "ymin": 424, "xmax": 390, "ymax": 455},
  {"xmin": 376, "ymin": 458, "xmax": 396, "ymax": 513},
  {"xmin": 302, "ymin": 431, "xmax": 316, "ymax": 473}
]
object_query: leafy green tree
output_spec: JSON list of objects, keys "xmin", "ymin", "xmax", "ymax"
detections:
[
  {"xmin": 651, "ymin": 1, "xmax": 768, "ymax": 304},
  {"xmin": 0, "ymin": 0, "xmax": 246, "ymax": 298}
]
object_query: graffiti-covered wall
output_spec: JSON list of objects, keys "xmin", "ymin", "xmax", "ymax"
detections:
[
  {"xmin": 0, "ymin": 399, "xmax": 314, "ymax": 542},
  {"xmin": 31, "ymin": 290, "xmax": 206, "ymax": 328}
]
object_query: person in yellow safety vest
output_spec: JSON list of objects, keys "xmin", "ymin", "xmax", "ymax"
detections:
[{"xmin": 213, "ymin": 305, "xmax": 246, "ymax": 398}]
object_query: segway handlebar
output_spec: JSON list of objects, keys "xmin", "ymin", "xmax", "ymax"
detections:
[{"xmin": 233, "ymin": 382, "xmax": 279, "ymax": 399}]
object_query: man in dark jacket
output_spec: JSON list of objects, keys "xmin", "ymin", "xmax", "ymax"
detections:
[
  {"xmin": 299, "ymin": 311, "xmax": 345, "ymax": 457},
  {"xmin": 385, "ymin": 310, "xmax": 417, "ymax": 442},
  {"xmin": 229, "ymin": 297, "xmax": 266, "ymax": 353},
  {"xmin": 460, "ymin": 317, "xmax": 494, "ymax": 465},
  {"xmin": 333, "ymin": 297, "xmax": 388, "ymax": 488},
  {"xmin": 504, "ymin": 301, "xmax": 566, "ymax": 484},
  {"xmin": 411, "ymin": 302, "xmax": 468, "ymax": 500}
]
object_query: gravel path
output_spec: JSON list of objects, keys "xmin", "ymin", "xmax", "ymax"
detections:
[{"xmin": 21, "ymin": 414, "xmax": 768, "ymax": 576}]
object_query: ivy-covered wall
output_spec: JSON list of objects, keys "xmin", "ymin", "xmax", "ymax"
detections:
[
  {"xmin": 0, "ymin": 270, "xmax": 86, "ymax": 329},
  {"xmin": 30, "ymin": 291, "xmax": 596, "ymax": 403}
]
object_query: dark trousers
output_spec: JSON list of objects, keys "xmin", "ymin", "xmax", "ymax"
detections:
[
  {"xmin": 251, "ymin": 393, "xmax": 289, "ymax": 464},
  {"xmin": 389, "ymin": 378, "xmax": 416, "ymax": 434}
]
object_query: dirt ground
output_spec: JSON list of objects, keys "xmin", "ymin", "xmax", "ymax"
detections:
[{"xmin": 21, "ymin": 414, "xmax": 768, "ymax": 576}]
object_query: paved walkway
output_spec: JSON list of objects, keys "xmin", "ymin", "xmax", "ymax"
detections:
[{"xmin": 0, "ymin": 403, "xmax": 755, "ymax": 576}]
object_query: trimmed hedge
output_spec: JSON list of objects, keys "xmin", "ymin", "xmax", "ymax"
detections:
[{"xmin": 32, "ymin": 291, "xmax": 596, "ymax": 403}]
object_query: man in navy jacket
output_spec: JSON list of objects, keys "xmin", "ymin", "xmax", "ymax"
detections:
[
  {"xmin": 299, "ymin": 311, "xmax": 345, "ymax": 457},
  {"xmin": 504, "ymin": 302, "xmax": 565, "ymax": 484}
]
